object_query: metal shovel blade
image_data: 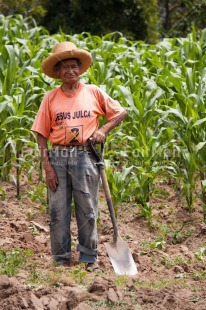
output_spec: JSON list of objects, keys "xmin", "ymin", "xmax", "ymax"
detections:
[
  {"xmin": 87, "ymin": 140, "xmax": 138, "ymax": 276},
  {"xmin": 104, "ymin": 239, "xmax": 138, "ymax": 276}
]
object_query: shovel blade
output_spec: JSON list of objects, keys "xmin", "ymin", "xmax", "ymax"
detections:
[{"xmin": 104, "ymin": 240, "xmax": 138, "ymax": 276}]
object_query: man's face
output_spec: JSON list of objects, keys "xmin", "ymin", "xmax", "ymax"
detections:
[{"xmin": 57, "ymin": 59, "xmax": 80, "ymax": 84}]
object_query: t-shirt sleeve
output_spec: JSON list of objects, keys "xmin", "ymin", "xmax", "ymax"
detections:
[
  {"xmin": 31, "ymin": 94, "xmax": 52, "ymax": 138},
  {"xmin": 96, "ymin": 87, "xmax": 125, "ymax": 121}
]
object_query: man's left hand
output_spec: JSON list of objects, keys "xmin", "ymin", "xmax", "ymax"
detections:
[{"xmin": 92, "ymin": 129, "xmax": 105, "ymax": 144}]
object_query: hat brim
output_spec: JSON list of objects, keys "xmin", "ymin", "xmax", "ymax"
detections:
[{"xmin": 42, "ymin": 49, "xmax": 92, "ymax": 78}]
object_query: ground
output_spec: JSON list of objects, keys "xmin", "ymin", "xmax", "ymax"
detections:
[{"xmin": 0, "ymin": 172, "xmax": 206, "ymax": 310}]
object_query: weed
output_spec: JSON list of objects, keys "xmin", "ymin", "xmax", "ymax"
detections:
[
  {"xmin": 28, "ymin": 265, "xmax": 44, "ymax": 284},
  {"xmin": 161, "ymin": 255, "xmax": 187, "ymax": 268},
  {"xmin": 88, "ymin": 299, "xmax": 128, "ymax": 309},
  {"xmin": 175, "ymin": 273, "xmax": 188, "ymax": 279},
  {"xmin": 0, "ymin": 186, "xmax": 6, "ymax": 201},
  {"xmin": 139, "ymin": 237, "xmax": 167, "ymax": 254},
  {"xmin": 26, "ymin": 184, "xmax": 47, "ymax": 205},
  {"xmin": 69, "ymin": 264, "xmax": 87, "ymax": 285},
  {"xmin": 51, "ymin": 281, "xmax": 64, "ymax": 287},
  {"xmin": 171, "ymin": 227, "xmax": 193, "ymax": 244},
  {"xmin": 0, "ymin": 248, "xmax": 33, "ymax": 277},
  {"xmin": 134, "ymin": 277, "xmax": 187, "ymax": 289},
  {"xmin": 139, "ymin": 239, "xmax": 151, "ymax": 255},
  {"xmin": 115, "ymin": 276, "xmax": 129, "ymax": 286},
  {"xmin": 147, "ymin": 218, "xmax": 159, "ymax": 230},
  {"xmin": 138, "ymin": 202, "xmax": 152, "ymax": 221},
  {"xmin": 29, "ymin": 225, "xmax": 40, "ymax": 236},
  {"xmin": 27, "ymin": 262, "xmax": 68, "ymax": 287},
  {"xmin": 189, "ymin": 296, "xmax": 201, "ymax": 303},
  {"xmin": 158, "ymin": 204, "xmax": 174, "ymax": 213},
  {"xmin": 38, "ymin": 204, "xmax": 49, "ymax": 215},
  {"xmin": 194, "ymin": 247, "xmax": 206, "ymax": 261},
  {"xmin": 192, "ymin": 270, "xmax": 206, "ymax": 281},
  {"xmin": 159, "ymin": 221, "xmax": 193, "ymax": 244},
  {"xmin": 150, "ymin": 236, "xmax": 166, "ymax": 250}
]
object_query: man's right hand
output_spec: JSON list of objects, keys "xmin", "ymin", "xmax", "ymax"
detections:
[
  {"xmin": 36, "ymin": 134, "xmax": 59, "ymax": 192},
  {"xmin": 45, "ymin": 166, "xmax": 59, "ymax": 192}
]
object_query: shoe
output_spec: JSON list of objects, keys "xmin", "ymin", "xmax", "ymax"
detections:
[
  {"xmin": 54, "ymin": 261, "xmax": 71, "ymax": 268},
  {"xmin": 85, "ymin": 263, "xmax": 102, "ymax": 272},
  {"xmin": 62, "ymin": 261, "xmax": 71, "ymax": 267}
]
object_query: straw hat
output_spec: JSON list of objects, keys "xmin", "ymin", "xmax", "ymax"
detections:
[{"xmin": 42, "ymin": 42, "xmax": 92, "ymax": 78}]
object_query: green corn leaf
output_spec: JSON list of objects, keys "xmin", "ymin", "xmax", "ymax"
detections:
[
  {"xmin": 2, "ymin": 45, "xmax": 17, "ymax": 96},
  {"xmin": 193, "ymin": 118, "xmax": 206, "ymax": 127},
  {"xmin": 195, "ymin": 142, "xmax": 206, "ymax": 154}
]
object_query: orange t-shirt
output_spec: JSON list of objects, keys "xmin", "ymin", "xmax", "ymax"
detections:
[{"xmin": 31, "ymin": 83, "xmax": 125, "ymax": 145}]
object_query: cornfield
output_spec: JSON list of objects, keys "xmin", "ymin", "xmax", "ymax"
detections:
[{"xmin": 1, "ymin": 15, "xmax": 206, "ymax": 223}]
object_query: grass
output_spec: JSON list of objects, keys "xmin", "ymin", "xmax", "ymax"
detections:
[
  {"xmin": 87, "ymin": 291, "xmax": 143, "ymax": 310},
  {"xmin": 88, "ymin": 299, "xmax": 136, "ymax": 309},
  {"xmin": 133, "ymin": 277, "xmax": 188, "ymax": 290}
]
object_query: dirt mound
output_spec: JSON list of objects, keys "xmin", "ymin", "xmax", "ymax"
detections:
[
  {"xmin": 0, "ymin": 179, "xmax": 206, "ymax": 309},
  {"xmin": 0, "ymin": 274, "xmax": 206, "ymax": 310},
  {"xmin": 0, "ymin": 274, "xmax": 84, "ymax": 309}
]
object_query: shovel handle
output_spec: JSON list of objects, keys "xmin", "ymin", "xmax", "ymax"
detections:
[
  {"xmin": 88, "ymin": 138, "xmax": 118, "ymax": 243},
  {"xmin": 99, "ymin": 169, "xmax": 118, "ymax": 243}
]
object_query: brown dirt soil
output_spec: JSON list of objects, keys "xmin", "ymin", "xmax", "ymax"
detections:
[{"xmin": 0, "ymin": 172, "xmax": 206, "ymax": 310}]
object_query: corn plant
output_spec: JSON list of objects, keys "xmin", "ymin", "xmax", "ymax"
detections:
[
  {"xmin": 154, "ymin": 30, "xmax": 206, "ymax": 218},
  {"xmin": 104, "ymin": 159, "xmax": 133, "ymax": 216},
  {"xmin": 0, "ymin": 15, "xmax": 54, "ymax": 197},
  {"xmin": 1, "ymin": 14, "xmax": 206, "ymax": 223}
]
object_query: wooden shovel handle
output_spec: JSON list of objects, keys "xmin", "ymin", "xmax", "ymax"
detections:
[
  {"xmin": 88, "ymin": 138, "xmax": 118, "ymax": 243},
  {"xmin": 99, "ymin": 169, "xmax": 118, "ymax": 243}
]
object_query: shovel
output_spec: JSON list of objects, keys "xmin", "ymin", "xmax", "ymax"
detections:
[{"xmin": 88, "ymin": 138, "xmax": 138, "ymax": 276}]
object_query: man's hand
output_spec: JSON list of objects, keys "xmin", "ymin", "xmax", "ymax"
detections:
[
  {"xmin": 45, "ymin": 166, "xmax": 59, "ymax": 192},
  {"xmin": 37, "ymin": 133, "xmax": 59, "ymax": 192},
  {"xmin": 92, "ymin": 128, "xmax": 106, "ymax": 144},
  {"xmin": 92, "ymin": 110, "xmax": 127, "ymax": 144}
]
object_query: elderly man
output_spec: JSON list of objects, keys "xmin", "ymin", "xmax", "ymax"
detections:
[{"xmin": 31, "ymin": 41, "xmax": 127, "ymax": 271}]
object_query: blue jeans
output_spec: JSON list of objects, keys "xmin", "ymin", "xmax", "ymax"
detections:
[{"xmin": 48, "ymin": 149, "xmax": 100, "ymax": 264}]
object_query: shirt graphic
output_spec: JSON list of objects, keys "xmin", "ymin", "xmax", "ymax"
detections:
[{"xmin": 65, "ymin": 126, "xmax": 83, "ymax": 144}]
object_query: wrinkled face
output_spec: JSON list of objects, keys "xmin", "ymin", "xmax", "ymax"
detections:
[{"xmin": 56, "ymin": 59, "xmax": 80, "ymax": 84}]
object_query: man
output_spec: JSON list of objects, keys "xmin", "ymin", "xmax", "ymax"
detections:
[{"xmin": 31, "ymin": 41, "xmax": 127, "ymax": 271}]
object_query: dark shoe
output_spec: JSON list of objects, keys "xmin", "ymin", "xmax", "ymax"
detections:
[
  {"xmin": 62, "ymin": 261, "xmax": 71, "ymax": 267},
  {"xmin": 85, "ymin": 263, "xmax": 102, "ymax": 272},
  {"xmin": 54, "ymin": 261, "xmax": 71, "ymax": 268}
]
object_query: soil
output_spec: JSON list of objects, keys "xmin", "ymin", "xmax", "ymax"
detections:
[{"xmin": 0, "ymin": 172, "xmax": 206, "ymax": 310}]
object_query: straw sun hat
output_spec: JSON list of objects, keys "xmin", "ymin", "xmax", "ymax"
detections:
[{"xmin": 42, "ymin": 42, "xmax": 92, "ymax": 78}]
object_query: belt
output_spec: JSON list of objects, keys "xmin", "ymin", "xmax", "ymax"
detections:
[{"xmin": 52, "ymin": 144, "xmax": 92, "ymax": 151}]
